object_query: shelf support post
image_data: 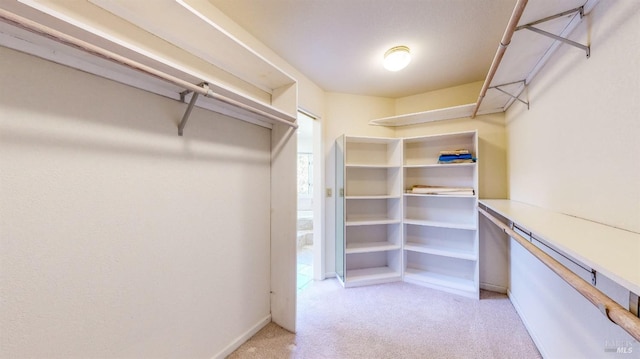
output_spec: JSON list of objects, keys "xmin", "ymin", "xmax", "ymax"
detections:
[
  {"xmin": 179, "ymin": 89, "xmax": 192, "ymax": 103},
  {"xmin": 178, "ymin": 91, "xmax": 200, "ymax": 136},
  {"xmin": 490, "ymin": 81, "xmax": 529, "ymax": 109},
  {"xmin": 178, "ymin": 82, "xmax": 210, "ymax": 136},
  {"xmin": 516, "ymin": 6, "xmax": 590, "ymax": 58},
  {"xmin": 630, "ymin": 293, "xmax": 639, "ymax": 317}
]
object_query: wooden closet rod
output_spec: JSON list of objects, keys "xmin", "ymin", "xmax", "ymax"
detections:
[
  {"xmin": 0, "ymin": 8, "xmax": 298, "ymax": 129},
  {"xmin": 478, "ymin": 207, "xmax": 640, "ymax": 342},
  {"xmin": 472, "ymin": 0, "xmax": 528, "ymax": 118}
]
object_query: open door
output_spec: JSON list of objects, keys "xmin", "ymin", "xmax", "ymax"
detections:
[
  {"xmin": 270, "ymin": 123, "xmax": 297, "ymax": 332},
  {"xmin": 335, "ymin": 135, "xmax": 345, "ymax": 284}
]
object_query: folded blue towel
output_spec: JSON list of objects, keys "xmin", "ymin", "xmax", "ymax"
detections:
[{"xmin": 438, "ymin": 154, "xmax": 472, "ymax": 161}]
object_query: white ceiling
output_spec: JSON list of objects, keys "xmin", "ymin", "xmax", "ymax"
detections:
[{"xmin": 208, "ymin": 0, "xmax": 518, "ymax": 98}]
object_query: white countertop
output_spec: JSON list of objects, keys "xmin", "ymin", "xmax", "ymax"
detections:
[{"xmin": 480, "ymin": 199, "xmax": 640, "ymax": 295}]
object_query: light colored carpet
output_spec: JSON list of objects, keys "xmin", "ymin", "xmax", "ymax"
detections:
[{"xmin": 228, "ymin": 279, "xmax": 541, "ymax": 358}]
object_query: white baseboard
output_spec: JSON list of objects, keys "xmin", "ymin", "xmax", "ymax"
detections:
[
  {"xmin": 480, "ymin": 282, "xmax": 507, "ymax": 293},
  {"xmin": 212, "ymin": 314, "xmax": 271, "ymax": 359},
  {"xmin": 507, "ymin": 290, "xmax": 547, "ymax": 358}
]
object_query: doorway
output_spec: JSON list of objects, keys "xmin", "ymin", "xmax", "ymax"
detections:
[{"xmin": 296, "ymin": 110, "xmax": 322, "ymax": 290}]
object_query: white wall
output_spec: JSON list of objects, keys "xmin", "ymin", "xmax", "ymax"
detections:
[
  {"xmin": 0, "ymin": 47, "xmax": 272, "ymax": 358},
  {"xmin": 506, "ymin": 0, "xmax": 640, "ymax": 233},
  {"xmin": 503, "ymin": 1, "xmax": 640, "ymax": 356}
]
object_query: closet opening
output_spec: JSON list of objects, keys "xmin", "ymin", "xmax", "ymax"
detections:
[{"xmin": 296, "ymin": 110, "xmax": 322, "ymax": 290}]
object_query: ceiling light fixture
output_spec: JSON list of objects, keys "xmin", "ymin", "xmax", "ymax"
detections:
[{"xmin": 383, "ymin": 46, "xmax": 411, "ymax": 71}]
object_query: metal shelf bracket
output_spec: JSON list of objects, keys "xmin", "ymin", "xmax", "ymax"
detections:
[
  {"xmin": 516, "ymin": 6, "xmax": 590, "ymax": 58},
  {"xmin": 179, "ymin": 89, "xmax": 192, "ymax": 103},
  {"xmin": 178, "ymin": 83, "xmax": 208, "ymax": 136},
  {"xmin": 490, "ymin": 80, "xmax": 529, "ymax": 109}
]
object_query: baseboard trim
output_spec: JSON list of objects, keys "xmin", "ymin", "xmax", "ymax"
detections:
[
  {"xmin": 480, "ymin": 282, "xmax": 507, "ymax": 293},
  {"xmin": 212, "ymin": 314, "xmax": 271, "ymax": 359},
  {"xmin": 507, "ymin": 290, "xmax": 547, "ymax": 358}
]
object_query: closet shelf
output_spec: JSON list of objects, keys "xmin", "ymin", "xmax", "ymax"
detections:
[
  {"xmin": 404, "ymin": 219, "xmax": 477, "ymax": 231},
  {"xmin": 346, "ymin": 164, "xmax": 401, "ymax": 169},
  {"xmin": 346, "ymin": 241, "xmax": 401, "ymax": 254},
  {"xmin": 480, "ymin": 200, "xmax": 640, "ymax": 296},
  {"xmin": 404, "ymin": 268, "xmax": 476, "ymax": 293},
  {"xmin": 404, "ymin": 243, "xmax": 477, "ymax": 261},
  {"xmin": 369, "ymin": 103, "xmax": 498, "ymax": 127},
  {"xmin": 345, "ymin": 267, "xmax": 401, "ymax": 287},
  {"xmin": 404, "ymin": 193, "xmax": 476, "ymax": 199},
  {"xmin": 0, "ymin": 2, "xmax": 298, "ymax": 133},
  {"xmin": 474, "ymin": 0, "xmax": 597, "ymax": 117},
  {"xmin": 346, "ymin": 218, "xmax": 401, "ymax": 226},
  {"xmin": 346, "ymin": 195, "xmax": 401, "ymax": 200},
  {"xmin": 404, "ymin": 163, "xmax": 476, "ymax": 169},
  {"xmin": 369, "ymin": 0, "xmax": 597, "ymax": 127}
]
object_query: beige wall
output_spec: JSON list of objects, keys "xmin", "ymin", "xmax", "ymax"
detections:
[
  {"xmin": 505, "ymin": 0, "xmax": 640, "ymax": 233},
  {"xmin": 395, "ymin": 81, "xmax": 483, "ymax": 114},
  {"xmin": 0, "ymin": 47, "xmax": 272, "ymax": 358}
]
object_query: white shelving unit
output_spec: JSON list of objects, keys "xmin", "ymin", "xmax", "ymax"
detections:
[
  {"xmin": 336, "ymin": 136, "xmax": 403, "ymax": 287},
  {"xmin": 402, "ymin": 130, "xmax": 479, "ymax": 298},
  {"xmin": 336, "ymin": 131, "xmax": 480, "ymax": 298}
]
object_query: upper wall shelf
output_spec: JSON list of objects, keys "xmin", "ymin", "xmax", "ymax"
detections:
[
  {"xmin": 0, "ymin": 0, "xmax": 298, "ymax": 131},
  {"xmin": 370, "ymin": 0, "xmax": 598, "ymax": 127},
  {"xmin": 475, "ymin": 0, "xmax": 598, "ymax": 116},
  {"xmin": 369, "ymin": 103, "xmax": 500, "ymax": 127}
]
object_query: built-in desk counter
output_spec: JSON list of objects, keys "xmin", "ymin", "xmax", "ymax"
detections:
[{"xmin": 480, "ymin": 199, "xmax": 640, "ymax": 295}]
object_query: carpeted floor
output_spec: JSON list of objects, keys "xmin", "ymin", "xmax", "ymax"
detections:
[{"xmin": 228, "ymin": 279, "xmax": 541, "ymax": 358}]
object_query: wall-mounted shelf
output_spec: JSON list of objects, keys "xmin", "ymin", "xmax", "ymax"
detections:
[
  {"xmin": 369, "ymin": 0, "xmax": 598, "ymax": 127},
  {"xmin": 0, "ymin": 1, "xmax": 298, "ymax": 132},
  {"xmin": 369, "ymin": 103, "xmax": 479, "ymax": 127},
  {"xmin": 475, "ymin": 0, "xmax": 598, "ymax": 116},
  {"xmin": 480, "ymin": 200, "xmax": 640, "ymax": 295}
]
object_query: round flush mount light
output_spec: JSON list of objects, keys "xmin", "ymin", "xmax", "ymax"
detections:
[{"xmin": 383, "ymin": 46, "xmax": 411, "ymax": 71}]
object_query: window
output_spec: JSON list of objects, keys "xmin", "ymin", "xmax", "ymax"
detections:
[{"xmin": 297, "ymin": 153, "xmax": 313, "ymax": 196}]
